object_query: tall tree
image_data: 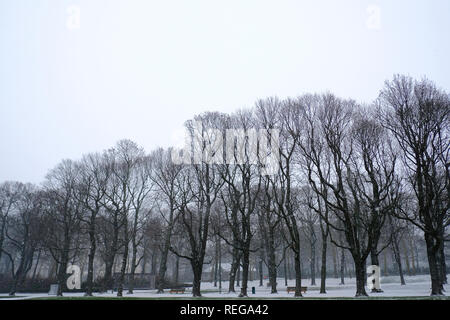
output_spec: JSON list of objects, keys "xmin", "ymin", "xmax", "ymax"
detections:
[
  {"xmin": 151, "ymin": 148, "xmax": 183, "ymax": 293},
  {"xmin": 75, "ymin": 153, "xmax": 110, "ymax": 296},
  {"xmin": 219, "ymin": 109, "xmax": 262, "ymax": 297},
  {"xmin": 379, "ymin": 75, "xmax": 449, "ymax": 295},
  {"xmin": 257, "ymin": 178, "xmax": 284, "ymax": 294},
  {"xmin": 2, "ymin": 184, "xmax": 45, "ymax": 295},
  {"xmin": 256, "ymin": 97, "xmax": 306, "ymax": 297},
  {"xmin": 170, "ymin": 114, "xmax": 225, "ymax": 297},
  {"xmin": 126, "ymin": 154, "xmax": 154, "ymax": 294},
  {"xmin": 106, "ymin": 140, "xmax": 146, "ymax": 297},
  {"xmin": 299, "ymin": 94, "xmax": 393, "ymax": 296},
  {"xmin": 44, "ymin": 160, "xmax": 83, "ymax": 296},
  {"xmin": 0, "ymin": 182, "xmax": 23, "ymax": 263}
]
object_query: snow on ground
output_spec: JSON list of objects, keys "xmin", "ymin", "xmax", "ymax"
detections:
[{"xmin": 1, "ymin": 274, "xmax": 448, "ymax": 300}]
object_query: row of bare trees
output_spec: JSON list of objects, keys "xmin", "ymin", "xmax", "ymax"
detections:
[{"xmin": 0, "ymin": 75, "xmax": 448, "ymax": 297}]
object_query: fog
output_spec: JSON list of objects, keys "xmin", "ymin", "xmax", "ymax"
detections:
[{"xmin": 1, "ymin": 0, "xmax": 449, "ymax": 183}]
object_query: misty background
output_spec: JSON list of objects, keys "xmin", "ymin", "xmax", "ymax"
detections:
[{"xmin": 1, "ymin": 0, "xmax": 449, "ymax": 183}]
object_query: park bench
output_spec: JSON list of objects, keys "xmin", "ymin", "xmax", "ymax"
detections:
[
  {"xmin": 169, "ymin": 288, "xmax": 185, "ymax": 294},
  {"xmin": 287, "ymin": 286, "xmax": 307, "ymax": 294}
]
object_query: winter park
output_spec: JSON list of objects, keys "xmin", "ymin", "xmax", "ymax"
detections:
[{"xmin": 0, "ymin": 1, "xmax": 449, "ymax": 312}]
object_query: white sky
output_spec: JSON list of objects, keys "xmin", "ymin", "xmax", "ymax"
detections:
[{"xmin": 1, "ymin": 0, "xmax": 449, "ymax": 183}]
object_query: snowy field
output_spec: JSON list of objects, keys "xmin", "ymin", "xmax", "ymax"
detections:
[{"xmin": 1, "ymin": 274, "xmax": 449, "ymax": 300}]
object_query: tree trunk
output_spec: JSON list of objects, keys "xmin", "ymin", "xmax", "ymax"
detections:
[
  {"xmin": 57, "ymin": 260, "xmax": 68, "ymax": 296},
  {"xmin": 116, "ymin": 247, "xmax": 129, "ymax": 297},
  {"xmin": 236, "ymin": 261, "xmax": 241, "ymax": 287},
  {"xmin": 383, "ymin": 250, "xmax": 388, "ymax": 277},
  {"xmin": 9, "ymin": 275, "xmax": 20, "ymax": 296},
  {"xmin": 239, "ymin": 250, "xmax": 250, "ymax": 297},
  {"xmin": 287, "ymin": 253, "xmax": 292, "ymax": 280},
  {"xmin": 31, "ymin": 248, "xmax": 42, "ymax": 281},
  {"xmin": 117, "ymin": 223, "xmax": 129, "ymax": 297},
  {"xmin": 228, "ymin": 250, "xmax": 239, "ymax": 293},
  {"xmin": 218, "ymin": 239, "xmax": 222, "ymax": 292},
  {"xmin": 425, "ymin": 234, "xmax": 444, "ymax": 295},
  {"xmin": 191, "ymin": 261, "xmax": 203, "ymax": 297},
  {"xmin": 213, "ymin": 251, "xmax": 218, "ymax": 286},
  {"xmin": 340, "ymin": 247, "xmax": 345, "ymax": 285},
  {"xmin": 392, "ymin": 236, "xmax": 406, "ymax": 285},
  {"xmin": 103, "ymin": 223, "xmax": 119, "ymax": 292},
  {"xmin": 85, "ymin": 226, "xmax": 96, "ymax": 296},
  {"xmin": 293, "ymin": 249, "xmax": 303, "ymax": 297},
  {"xmin": 151, "ymin": 252, "xmax": 157, "ymax": 274},
  {"xmin": 258, "ymin": 258, "xmax": 263, "ymax": 287},
  {"xmin": 265, "ymin": 228, "xmax": 278, "ymax": 293},
  {"xmin": 310, "ymin": 242, "xmax": 316, "ymax": 286},
  {"xmin": 127, "ymin": 245, "xmax": 138, "ymax": 294},
  {"xmin": 174, "ymin": 255, "xmax": 179, "ymax": 284},
  {"xmin": 414, "ymin": 242, "xmax": 420, "ymax": 272},
  {"xmin": 268, "ymin": 262, "xmax": 277, "ymax": 294},
  {"xmin": 104, "ymin": 259, "xmax": 114, "ymax": 292},
  {"xmin": 0, "ymin": 223, "xmax": 5, "ymax": 264},
  {"xmin": 320, "ymin": 236, "xmax": 327, "ymax": 293},
  {"xmin": 402, "ymin": 240, "xmax": 411, "ymax": 276},
  {"xmin": 140, "ymin": 253, "xmax": 146, "ymax": 275},
  {"xmin": 410, "ymin": 241, "xmax": 416, "ymax": 276},
  {"xmin": 157, "ymin": 232, "xmax": 171, "ymax": 293},
  {"xmin": 9, "ymin": 256, "xmax": 27, "ymax": 296},
  {"xmin": 157, "ymin": 205, "xmax": 175, "ymax": 293},
  {"xmin": 267, "ymin": 248, "xmax": 278, "ymax": 293},
  {"xmin": 57, "ymin": 239, "xmax": 70, "ymax": 296},
  {"xmin": 438, "ymin": 240, "xmax": 447, "ymax": 285},
  {"xmin": 332, "ymin": 245, "xmax": 338, "ymax": 278},
  {"xmin": 353, "ymin": 257, "xmax": 368, "ymax": 297}
]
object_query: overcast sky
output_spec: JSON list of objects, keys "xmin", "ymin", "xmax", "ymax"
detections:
[{"xmin": 0, "ymin": 0, "xmax": 449, "ymax": 184}]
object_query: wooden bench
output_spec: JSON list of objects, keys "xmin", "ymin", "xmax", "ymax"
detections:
[
  {"xmin": 287, "ymin": 286, "xmax": 307, "ymax": 294},
  {"xmin": 169, "ymin": 288, "xmax": 185, "ymax": 294}
]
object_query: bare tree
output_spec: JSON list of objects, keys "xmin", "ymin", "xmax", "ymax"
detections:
[
  {"xmin": 257, "ymin": 177, "xmax": 284, "ymax": 294},
  {"xmin": 302, "ymin": 181, "xmax": 331, "ymax": 293},
  {"xmin": 105, "ymin": 139, "xmax": 146, "ymax": 297},
  {"xmin": 150, "ymin": 148, "xmax": 183, "ymax": 293},
  {"xmin": 0, "ymin": 182, "xmax": 23, "ymax": 264},
  {"xmin": 219, "ymin": 110, "xmax": 262, "ymax": 297},
  {"xmin": 387, "ymin": 201, "xmax": 408, "ymax": 285},
  {"xmin": 262, "ymin": 97, "xmax": 305, "ymax": 297},
  {"xmin": 75, "ymin": 152, "xmax": 110, "ymax": 296},
  {"xmin": 170, "ymin": 114, "xmax": 225, "ymax": 297},
  {"xmin": 127, "ymin": 154, "xmax": 154, "ymax": 294},
  {"xmin": 299, "ymin": 94, "xmax": 393, "ymax": 296},
  {"xmin": 43, "ymin": 160, "xmax": 83, "ymax": 296},
  {"xmin": 378, "ymin": 75, "xmax": 449, "ymax": 295},
  {"xmin": 298, "ymin": 187, "xmax": 320, "ymax": 287},
  {"xmin": 2, "ymin": 184, "xmax": 45, "ymax": 295}
]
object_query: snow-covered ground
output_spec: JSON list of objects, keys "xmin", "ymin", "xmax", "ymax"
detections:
[{"xmin": 1, "ymin": 274, "xmax": 449, "ymax": 300}]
